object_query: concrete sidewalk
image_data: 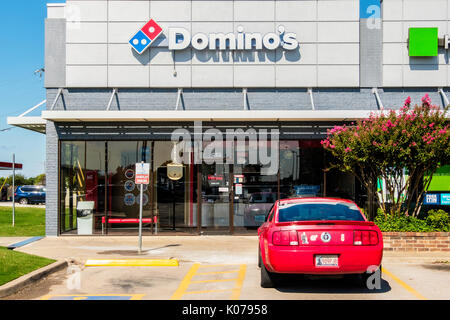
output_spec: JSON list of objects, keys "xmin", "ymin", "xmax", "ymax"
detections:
[
  {"xmin": 0, "ymin": 202, "xmax": 45, "ymax": 208},
  {"xmin": 0, "ymin": 237, "xmax": 29, "ymax": 247},
  {"xmin": 7, "ymin": 236, "xmax": 261, "ymax": 265},
  {"xmin": 4, "ymin": 236, "xmax": 450, "ymax": 265}
]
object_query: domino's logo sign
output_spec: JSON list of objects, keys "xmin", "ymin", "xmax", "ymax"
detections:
[
  {"xmin": 129, "ymin": 19, "xmax": 299, "ymax": 54},
  {"xmin": 129, "ymin": 19, "xmax": 163, "ymax": 54}
]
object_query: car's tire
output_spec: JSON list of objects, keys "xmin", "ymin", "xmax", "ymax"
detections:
[
  {"xmin": 261, "ymin": 262, "xmax": 278, "ymax": 288},
  {"xmin": 19, "ymin": 198, "xmax": 28, "ymax": 205},
  {"xmin": 258, "ymin": 246, "xmax": 262, "ymax": 268}
]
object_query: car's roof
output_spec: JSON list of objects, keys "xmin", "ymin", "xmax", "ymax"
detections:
[
  {"xmin": 19, "ymin": 185, "xmax": 44, "ymax": 188},
  {"xmin": 279, "ymin": 197, "xmax": 355, "ymax": 205}
]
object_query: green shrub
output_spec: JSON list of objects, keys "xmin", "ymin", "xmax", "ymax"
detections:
[
  {"xmin": 374, "ymin": 209, "xmax": 450, "ymax": 232},
  {"xmin": 426, "ymin": 210, "xmax": 450, "ymax": 232},
  {"xmin": 374, "ymin": 213, "xmax": 433, "ymax": 232}
]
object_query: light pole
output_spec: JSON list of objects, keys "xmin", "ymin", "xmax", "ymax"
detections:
[{"xmin": 12, "ymin": 153, "xmax": 15, "ymax": 227}]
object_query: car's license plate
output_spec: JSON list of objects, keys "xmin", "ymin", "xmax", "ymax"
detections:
[
  {"xmin": 315, "ymin": 255, "xmax": 339, "ymax": 267},
  {"xmin": 254, "ymin": 215, "xmax": 266, "ymax": 223}
]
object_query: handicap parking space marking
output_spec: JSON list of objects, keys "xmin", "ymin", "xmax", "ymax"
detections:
[
  {"xmin": 41, "ymin": 294, "xmax": 145, "ymax": 300},
  {"xmin": 171, "ymin": 263, "xmax": 247, "ymax": 300}
]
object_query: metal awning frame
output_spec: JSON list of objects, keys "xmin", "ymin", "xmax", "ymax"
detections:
[
  {"xmin": 7, "ymin": 88, "xmax": 450, "ymax": 135},
  {"xmin": 40, "ymin": 109, "xmax": 403, "ymax": 123}
]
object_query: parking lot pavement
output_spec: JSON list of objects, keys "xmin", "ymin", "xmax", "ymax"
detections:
[{"xmin": 2, "ymin": 236, "xmax": 450, "ymax": 300}]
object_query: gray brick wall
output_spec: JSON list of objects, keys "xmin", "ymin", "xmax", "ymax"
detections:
[
  {"xmin": 45, "ymin": 19, "xmax": 66, "ymax": 88},
  {"xmin": 45, "ymin": 121, "xmax": 59, "ymax": 236},
  {"xmin": 360, "ymin": 19, "xmax": 383, "ymax": 88},
  {"xmin": 47, "ymin": 87, "xmax": 448, "ymax": 113}
]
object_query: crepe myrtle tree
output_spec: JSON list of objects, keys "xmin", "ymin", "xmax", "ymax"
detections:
[{"xmin": 321, "ymin": 95, "xmax": 450, "ymax": 218}]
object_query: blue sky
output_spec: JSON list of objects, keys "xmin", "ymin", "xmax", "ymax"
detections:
[{"xmin": 0, "ymin": 1, "xmax": 64, "ymax": 178}]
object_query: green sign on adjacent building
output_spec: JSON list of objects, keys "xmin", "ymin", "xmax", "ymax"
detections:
[
  {"xmin": 409, "ymin": 27, "xmax": 438, "ymax": 57},
  {"xmin": 427, "ymin": 165, "xmax": 450, "ymax": 192}
]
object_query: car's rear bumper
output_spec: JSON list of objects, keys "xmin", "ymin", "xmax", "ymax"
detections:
[{"xmin": 266, "ymin": 245, "xmax": 383, "ymax": 275}]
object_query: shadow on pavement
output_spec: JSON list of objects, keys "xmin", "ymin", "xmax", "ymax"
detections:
[
  {"xmin": 274, "ymin": 275, "xmax": 391, "ymax": 294},
  {"xmin": 97, "ymin": 244, "xmax": 181, "ymax": 256},
  {"xmin": 421, "ymin": 264, "xmax": 450, "ymax": 272}
]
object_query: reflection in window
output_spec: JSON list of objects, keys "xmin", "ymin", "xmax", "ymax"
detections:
[
  {"xmin": 60, "ymin": 141, "xmax": 86, "ymax": 234},
  {"xmin": 278, "ymin": 202, "xmax": 365, "ymax": 222},
  {"xmin": 280, "ymin": 140, "xmax": 324, "ymax": 199}
]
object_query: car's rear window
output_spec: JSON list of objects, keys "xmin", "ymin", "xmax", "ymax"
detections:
[{"xmin": 278, "ymin": 202, "xmax": 365, "ymax": 222}]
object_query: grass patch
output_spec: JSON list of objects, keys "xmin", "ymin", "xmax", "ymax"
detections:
[
  {"xmin": 0, "ymin": 246, "xmax": 55, "ymax": 286},
  {"xmin": 0, "ymin": 207, "xmax": 46, "ymax": 236}
]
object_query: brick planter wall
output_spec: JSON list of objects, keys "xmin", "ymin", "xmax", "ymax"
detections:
[{"xmin": 382, "ymin": 232, "xmax": 450, "ymax": 252}]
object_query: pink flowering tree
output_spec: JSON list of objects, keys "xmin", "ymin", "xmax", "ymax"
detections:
[{"xmin": 321, "ymin": 95, "xmax": 450, "ymax": 218}]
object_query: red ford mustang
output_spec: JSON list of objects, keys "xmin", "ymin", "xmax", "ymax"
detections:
[{"xmin": 258, "ymin": 197, "xmax": 383, "ymax": 288}]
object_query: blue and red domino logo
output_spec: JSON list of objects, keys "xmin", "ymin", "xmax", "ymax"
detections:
[{"xmin": 129, "ymin": 19, "xmax": 163, "ymax": 54}]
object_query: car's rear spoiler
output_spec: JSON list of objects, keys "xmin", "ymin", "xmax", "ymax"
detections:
[{"xmin": 275, "ymin": 220, "xmax": 376, "ymax": 227}]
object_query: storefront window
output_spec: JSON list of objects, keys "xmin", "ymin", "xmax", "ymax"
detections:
[
  {"xmin": 60, "ymin": 141, "xmax": 85, "ymax": 234},
  {"xmin": 59, "ymin": 137, "xmax": 361, "ymax": 235},
  {"xmin": 280, "ymin": 140, "xmax": 325, "ymax": 199},
  {"xmin": 60, "ymin": 140, "xmax": 198, "ymax": 235},
  {"xmin": 86, "ymin": 141, "xmax": 106, "ymax": 234}
]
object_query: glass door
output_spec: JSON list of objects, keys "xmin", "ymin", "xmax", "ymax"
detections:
[
  {"xmin": 156, "ymin": 166, "xmax": 186, "ymax": 230},
  {"xmin": 232, "ymin": 139, "xmax": 279, "ymax": 231},
  {"xmin": 201, "ymin": 163, "xmax": 232, "ymax": 232},
  {"xmin": 152, "ymin": 141, "xmax": 197, "ymax": 232}
]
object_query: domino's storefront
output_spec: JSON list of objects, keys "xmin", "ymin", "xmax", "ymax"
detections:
[{"xmin": 7, "ymin": 0, "xmax": 450, "ymax": 236}]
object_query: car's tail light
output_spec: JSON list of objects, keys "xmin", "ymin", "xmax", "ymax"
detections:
[
  {"xmin": 353, "ymin": 230, "xmax": 378, "ymax": 246},
  {"xmin": 14, "ymin": 193, "xmax": 17, "ymax": 197},
  {"xmin": 272, "ymin": 230, "xmax": 299, "ymax": 246},
  {"xmin": 369, "ymin": 231, "xmax": 379, "ymax": 245}
]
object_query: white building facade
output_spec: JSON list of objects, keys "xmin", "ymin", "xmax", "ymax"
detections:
[{"xmin": 8, "ymin": 0, "xmax": 450, "ymax": 236}]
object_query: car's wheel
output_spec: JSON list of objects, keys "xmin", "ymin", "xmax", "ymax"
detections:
[
  {"xmin": 361, "ymin": 265, "xmax": 382, "ymax": 288},
  {"xmin": 19, "ymin": 198, "xmax": 28, "ymax": 205},
  {"xmin": 261, "ymin": 261, "xmax": 278, "ymax": 288}
]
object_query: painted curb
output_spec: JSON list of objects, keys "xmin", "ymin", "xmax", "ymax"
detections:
[
  {"xmin": 7, "ymin": 236, "xmax": 44, "ymax": 250},
  {"xmin": 0, "ymin": 260, "xmax": 68, "ymax": 298},
  {"xmin": 85, "ymin": 259, "xmax": 179, "ymax": 267}
]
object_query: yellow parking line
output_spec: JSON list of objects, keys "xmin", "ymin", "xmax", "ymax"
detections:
[
  {"xmin": 191, "ymin": 278, "xmax": 238, "ymax": 284},
  {"xmin": 197, "ymin": 264, "xmax": 237, "ymax": 269},
  {"xmin": 184, "ymin": 289, "xmax": 234, "ymax": 295},
  {"xmin": 85, "ymin": 259, "xmax": 179, "ymax": 267},
  {"xmin": 171, "ymin": 263, "xmax": 247, "ymax": 300},
  {"xmin": 196, "ymin": 270, "xmax": 240, "ymax": 275},
  {"xmin": 171, "ymin": 263, "xmax": 201, "ymax": 300},
  {"xmin": 230, "ymin": 264, "xmax": 247, "ymax": 300},
  {"xmin": 382, "ymin": 267, "xmax": 427, "ymax": 300}
]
